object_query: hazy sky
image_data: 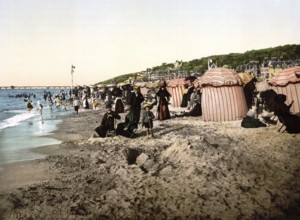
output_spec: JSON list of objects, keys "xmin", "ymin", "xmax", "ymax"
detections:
[{"xmin": 0, "ymin": 0, "xmax": 299, "ymax": 86}]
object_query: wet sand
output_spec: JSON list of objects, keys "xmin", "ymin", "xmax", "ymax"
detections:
[{"xmin": 0, "ymin": 107, "xmax": 299, "ymax": 219}]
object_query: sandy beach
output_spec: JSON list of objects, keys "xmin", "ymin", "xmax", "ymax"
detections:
[{"xmin": 0, "ymin": 107, "xmax": 299, "ymax": 219}]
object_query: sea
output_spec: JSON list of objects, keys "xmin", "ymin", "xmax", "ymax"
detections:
[{"xmin": 0, "ymin": 89, "xmax": 72, "ymax": 166}]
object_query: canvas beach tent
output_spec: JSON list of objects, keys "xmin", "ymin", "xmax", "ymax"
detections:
[
  {"xmin": 268, "ymin": 66, "xmax": 300, "ymax": 114},
  {"xmin": 166, "ymin": 78, "xmax": 187, "ymax": 107},
  {"xmin": 200, "ymin": 68, "xmax": 248, "ymax": 122}
]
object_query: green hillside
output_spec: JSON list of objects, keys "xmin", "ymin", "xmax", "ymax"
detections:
[{"xmin": 96, "ymin": 44, "xmax": 300, "ymax": 85}]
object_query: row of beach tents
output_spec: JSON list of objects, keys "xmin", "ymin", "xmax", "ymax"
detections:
[{"xmin": 107, "ymin": 66, "xmax": 300, "ymax": 122}]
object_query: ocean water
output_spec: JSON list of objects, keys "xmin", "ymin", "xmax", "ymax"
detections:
[{"xmin": 0, "ymin": 89, "xmax": 72, "ymax": 165}]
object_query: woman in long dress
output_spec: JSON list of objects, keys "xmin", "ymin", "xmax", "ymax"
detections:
[
  {"xmin": 116, "ymin": 105, "xmax": 138, "ymax": 138},
  {"xmin": 156, "ymin": 81, "xmax": 171, "ymax": 120}
]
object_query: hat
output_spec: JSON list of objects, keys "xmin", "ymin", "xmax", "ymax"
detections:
[
  {"xmin": 134, "ymin": 86, "xmax": 140, "ymax": 91},
  {"xmin": 160, "ymin": 81, "xmax": 167, "ymax": 88},
  {"xmin": 143, "ymin": 103, "xmax": 153, "ymax": 110},
  {"xmin": 124, "ymin": 105, "xmax": 132, "ymax": 111}
]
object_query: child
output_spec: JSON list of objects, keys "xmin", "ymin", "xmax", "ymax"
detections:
[
  {"xmin": 73, "ymin": 96, "xmax": 80, "ymax": 114},
  {"xmin": 141, "ymin": 103, "xmax": 155, "ymax": 139}
]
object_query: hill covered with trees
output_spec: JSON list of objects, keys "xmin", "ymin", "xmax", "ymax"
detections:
[{"xmin": 96, "ymin": 44, "xmax": 300, "ymax": 85}]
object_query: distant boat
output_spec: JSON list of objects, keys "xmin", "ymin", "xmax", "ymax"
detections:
[{"xmin": 11, "ymin": 86, "xmax": 15, "ymax": 89}]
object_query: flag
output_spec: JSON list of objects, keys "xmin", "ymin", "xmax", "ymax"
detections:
[{"xmin": 71, "ymin": 65, "xmax": 75, "ymax": 73}]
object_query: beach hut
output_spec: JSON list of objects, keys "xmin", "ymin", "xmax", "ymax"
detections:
[
  {"xmin": 167, "ymin": 78, "xmax": 186, "ymax": 107},
  {"xmin": 268, "ymin": 66, "xmax": 300, "ymax": 114},
  {"xmin": 200, "ymin": 68, "xmax": 248, "ymax": 122}
]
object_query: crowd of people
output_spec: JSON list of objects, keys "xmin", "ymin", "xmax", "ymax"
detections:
[
  {"xmin": 89, "ymin": 78, "xmax": 207, "ymax": 139},
  {"xmin": 22, "ymin": 78, "xmax": 299, "ymax": 138},
  {"xmin": 92, "ymin": 81, "xmax": 173, "ymax": 139}
]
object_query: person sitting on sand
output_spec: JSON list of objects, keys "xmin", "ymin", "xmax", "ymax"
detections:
[
  {"xmin": 116, "ymin": 105, "xmax": 138, "ymax": 138},
  {"xmin": 175, "ymin": 89, "xmax": 202, "ymax": 118},
  {"xmin": 95, "ymin": 104, "xmax": 121, "ymax": 137},
  {"xmin": 141, "ymin": 103, "xmax": 155, "ymax": 139},
  {"xmin": 241, "ymin": 106, "xmax": 267, "ymax": 128}
]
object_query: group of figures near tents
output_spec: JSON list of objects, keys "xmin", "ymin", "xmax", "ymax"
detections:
[
  {"xmin": 73, "ymin": 66, "xmax": 300, "ymax": 135},
  {"xmin": 94, "ymin": 82, "xmax": 173, "ymax": 139}
]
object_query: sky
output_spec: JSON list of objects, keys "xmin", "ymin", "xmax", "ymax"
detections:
[{"xmin": 0, "ymin": 0, "xmax": 299, "ymax": 86}]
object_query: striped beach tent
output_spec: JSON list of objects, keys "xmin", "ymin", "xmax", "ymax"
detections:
[
  {"xmin": 167, "ymin": 78, "xmax": 186, "ymax": 107},
  {"xmin": 200, "ymin": 68, "xmax": 248, "ymax": 122},
  {"xmin": 268, "ymin": 66, "xmax": 300, "ymax": 114}
]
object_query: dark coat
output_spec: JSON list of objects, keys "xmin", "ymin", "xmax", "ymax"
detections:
[
  {"xmin": 116, "ymin": 111, "xmax": 138, "ymax": 137},
  {"xmin": 130, "ymin": 92, "xmax": 145, "ymax": 111},
  {"xmin": 115, "ymin": 98, "xmax": 124, "ymax": 113},
  {"xmin": 156, "ymin": 88, "xmax": 171, "ymax": 120},
  {"xmin": 95, "ymin": 110, "xmax": 121, "ymax": 137}
]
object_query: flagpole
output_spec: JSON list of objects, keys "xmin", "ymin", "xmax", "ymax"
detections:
[{"xmin": 71, "ymin": 65, "xmax": 75, "ymax": 96}]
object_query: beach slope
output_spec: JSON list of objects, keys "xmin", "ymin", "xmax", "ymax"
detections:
[{"xmin": 0, "ymin": 110, "xmax": 299, "ymax": 219}]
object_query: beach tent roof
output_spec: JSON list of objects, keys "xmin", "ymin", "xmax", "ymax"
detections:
[
  {"xmin": 200, "ymin": 68, "xmax": 243, "ymax": 87},
  {"xmin": 238, "ymin": 73, "xmax": 254, "ymax": 85},
  {"xmin": 167, "ymin": 78, "xmax": 187, "ymax": 87},
  {"xmin": 268, "ymin": 66, "xmax": 300, "ymax": 86},
  {"xmin": 145, "ymin": 82, "xmax": 160, "ymax": 88},
  {"xmin": 134, "ymin": 82, "xmax": 146, "ymax": 87}
]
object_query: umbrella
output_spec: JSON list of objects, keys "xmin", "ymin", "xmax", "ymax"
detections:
[{"xmin": 269, "ymin": 66, "xmax": 300, "ymax": 86}]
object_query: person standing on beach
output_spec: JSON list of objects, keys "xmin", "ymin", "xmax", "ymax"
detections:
[
  {"xmin": 25, "ymin": 97, "xmax": 33, "ymax": 111},
  {"xmin": 48, "ymin": 95, "xmax": 54, "ymax": 110},
  {"xmin": 73, "ymin": 96, "xmax": 80, "ymax": 114},
  {"xmin": 112, "ymin": 86, "xmax": 124, "ymax": 114},
  {"xmin": 141, "ymin": 103, "xmax": 155, "ymax": 139},
  {"xmin": 82, "ymin": 94, "xmax": 89, "ymax": 109},
  {"xmin": 156, "ymin": 81, "xmax": 171, "ymax": 120},
  {"xmin": 131, "ymin": 86, "xmax": 145, "ymax": 124}
]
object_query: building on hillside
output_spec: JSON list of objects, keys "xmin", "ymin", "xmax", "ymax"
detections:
[
  {"xmin": 174, "ymin": 60, "xmax": 183, "ymax": 70},
  {"xmin": 245, "ymin": 61, "xmax": 261, "ymax": 77}
]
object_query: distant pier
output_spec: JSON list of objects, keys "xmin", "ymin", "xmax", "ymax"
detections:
[{"xmin": 0, "ymin": 86, "xmax": 71, "ymax": 90}]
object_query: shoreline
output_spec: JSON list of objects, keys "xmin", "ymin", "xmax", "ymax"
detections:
[
  {"xmin": 0, "ymin": 108, "xmax": 104, "ymax": 192},
  {"xmin": 31, "ymin": 108, "xmax": 105, "ymax": 157}
]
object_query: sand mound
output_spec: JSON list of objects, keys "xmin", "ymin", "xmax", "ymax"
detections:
[{"xmin": 0, "ymin": 112, "xmax": 299, "ymax": 219}]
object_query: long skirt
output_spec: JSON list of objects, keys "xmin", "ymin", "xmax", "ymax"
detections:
[
  {"xmin": 115, "ymin": 98, "xmax": 124, "ymax": 113},
  {"xmin": 116, "ymin": 123, "xmax": 136, "ymax": 138},
  {"xmin": 157, "ymin": 101, "xmax": 170, "ymax": 120},
  {"xmin": 95, "ymin": 125, "xmax": 107, "ymax": 137}
]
